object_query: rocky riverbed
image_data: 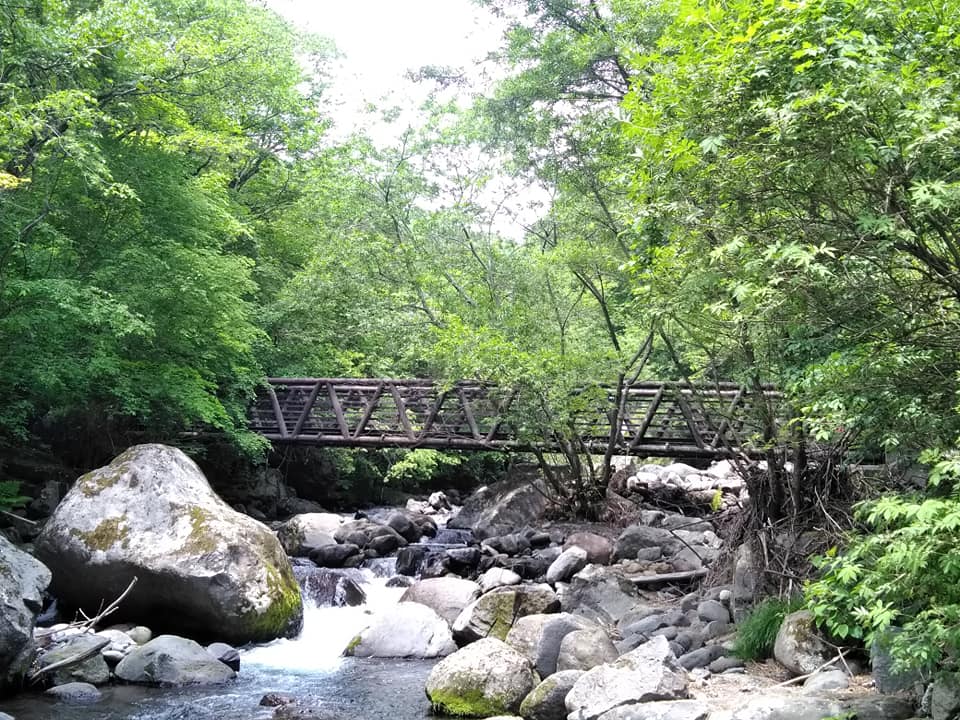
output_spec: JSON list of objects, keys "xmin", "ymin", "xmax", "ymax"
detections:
[{"xmin": 0, "ymin": 444, "xmax": 936, "ymax": 720}]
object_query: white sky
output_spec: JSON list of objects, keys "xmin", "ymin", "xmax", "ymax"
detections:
[{"xmin": 265, "ymin": 0, "xmax": 506, "ymax": 140}]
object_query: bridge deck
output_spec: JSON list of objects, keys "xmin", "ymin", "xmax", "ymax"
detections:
[{"xmin": 249, "ymin": 378, "xmax": 780, "ymax": 458}]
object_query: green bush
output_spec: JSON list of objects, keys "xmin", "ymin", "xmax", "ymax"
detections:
[
  {"xmin": 805, "ymin": 448, "xmax": 960, "ymax": 673},
  {"xmin": 733, "ymin": 597, "xmax": 803, "ymax": 661},
  {"xmin": 384, "ymin": 449, "xmax": 461, "ymax": 492},
  {"xmin": 0, "ymin": 480, "xmax": 29, "ymax": 512}
]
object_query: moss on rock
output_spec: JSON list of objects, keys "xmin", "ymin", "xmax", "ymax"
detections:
[
  {"xmin": 73, "ymin": 517, "xmax": 128, "ymax": 551},
  {"xmin": 427, "ymin": 686, "xmax": 510, "ymax": 718},
  {"xmin": 238, "ymin": 562, "xmax": 303, "ymax": 642}
]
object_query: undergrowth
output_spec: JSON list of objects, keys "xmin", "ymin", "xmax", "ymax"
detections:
[{"xmin": 733, "ymin": 596, "xmax": 804, "ymax": 661}]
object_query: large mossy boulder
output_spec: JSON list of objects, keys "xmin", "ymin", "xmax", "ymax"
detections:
[
  {"xmin": 425, "ymin": 637, "xmax": 538, "ymax": 717},
  {"xmin": 35, "ymin": 444, "xmax": 302, "ymax": 644},
  {"xmin": 0, "ymin": 534, "xmax": 51, "ymax": 694}
]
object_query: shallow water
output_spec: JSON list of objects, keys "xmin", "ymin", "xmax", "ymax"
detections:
[{"xmin": 0, "ymin": 570, "xmax": 438, "ymax": 720}]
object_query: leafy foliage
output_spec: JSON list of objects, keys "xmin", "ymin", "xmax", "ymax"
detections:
[
  {"xmin": 0, "ymin": 480, "xmax": 29, "ymax": 512},
  {"xmin": 806, "ymin": 449, "xmax": 960, "ymax": 672}
]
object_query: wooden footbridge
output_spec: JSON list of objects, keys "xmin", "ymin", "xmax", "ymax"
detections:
[{"xmin": 249, "ymin": 378, "xmax": 781, "ymax": 459}]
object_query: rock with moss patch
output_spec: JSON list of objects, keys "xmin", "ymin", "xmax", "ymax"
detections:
[
  {"xmin": 277, "ymin": 513, "xmax": 343, "ymax": 556},
  {"xmin": 35, "ymin": 444, "xmax": 303, "ymax": 644},
  {"xmin": 505, "ymin": 612, "xmax": 598, "ymax": 678},
  {"xmin": 345, "ymin": 601, "xmax": 456, "ymax": 658},
  {"xmin": 519, "ymin": 669, "xmax": 583, "ymax": 720},
  {"xmin": 452, "ymin": 583, "xmax": 559, "ymax": 644},
  {"xmin": 0, "ymin": 533, "xmax": 51, "ymax": 693},
  {"xmin": 425, "ymin": 637, "xmax": 538, "ymax": 717}
]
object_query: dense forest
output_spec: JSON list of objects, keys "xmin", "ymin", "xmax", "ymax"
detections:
[{"xmin": 3, "ymin": 0, "xmax": 960, "ymax": 673}]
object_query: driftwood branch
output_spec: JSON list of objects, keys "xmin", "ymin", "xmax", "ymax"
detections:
[
  {"xmin": 34, "ymin": 576, "xmax": 139, "ymax": 643},
  {"xmin": 29, "ymin": 637, "xmax": 109, "ymax": 683}
]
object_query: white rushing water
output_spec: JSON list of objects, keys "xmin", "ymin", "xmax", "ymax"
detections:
[{"xmin": 242, "ymin": 568, "xmax": 407, "ymax": 673}]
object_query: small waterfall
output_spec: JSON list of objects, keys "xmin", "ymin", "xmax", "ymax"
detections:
[{"xmin": 242, "ymin": 568, "xmax": 406, "ymax": 673}]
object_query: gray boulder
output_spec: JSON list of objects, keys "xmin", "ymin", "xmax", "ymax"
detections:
[
  {"xmin": 425, "ymin": 637, "xmax": 537, "ymax": 717},
  {"xmin": 932, "ymin": 672, "xmax": 960, "ymax": 720},
  {"xmin": 36, "ymin": 634, "xmax": 110, "ymax": 686},
  {"xmin": 447, "ymin": 473, "xmax": 549, "ymax": 538},
  {"xmin": 452, "ymin": 583, "xmax": 559, "ymax": 644},
  {"xmin": 561, "ymin": 564, "xmax": 641, "ymax": 624},
  {"xmin": 334, "ymin": 519, "xmax": 407, "ymax": 554},
  {"xmin": 478, "ymin": 567, "xmax": 522, "ymax": 593},
  {"xmin": 802, "ymin": 669, "xmax": 849, "ymax": 693},
  {"xmin": 0, "ymin": 533, "xmax": 51, "ymax": 692},
  {"xmin": 505, "ymin": 612, "xmax": 598, "ymax": 678},
  {"xmin": 44, "ymin": 681, "xmax": 102, "ymax": 704},
  {"xmin": 115, "ymin": 635, "xmax": 236, "ymax": 685},
  {"xmin": 276, "ymin": 513, "xmax": 343, "ymax": 556},
  {"xmin": 400, "ymin": 577, "xmax": 480, "ymax": 626},
  {"xmin": 34, "ymin": 445, "xmax": 302, "ymax": 644},
  {"xmin": 295, "ymin": 567, "xmax": 365, "ymax": 607},
  {"xmin": 519, "ymin": 670, "xmax": 583, "ymax": 720},
  {"xmin": 596, "ymin": 700, "xmax": 709, "ymax": 720},
  {"xmin": 565, "ymin": 636, "xmax": 689, "ymax": 720},
  {"xmin": 556, "ymin": 628, "xmax": 618, "ymax": 672},
  {"xmin": 309, "ymin": 542, "xmax": 363, "ymax": 569},
  {"xmin": 773, "ymin": 610, "xmax": 834, "ymax": 676},
  {"xmin": 711, "ymin": 694, "xmax": 914, "ymax": 720},
  {"xmin": 345, "ymin": 601, "xmax": 456, "ymax": 658},
  {"xmin": 870, "ymin": 627, "xmax": 923, "ymax": 694},
  {"xmin": 563, "ymin": 532, "xmax": 613, "ymax": 565},
  {"xmin": 546, "ymin": 546, "xmax": 588, "ymax": 585},
  {"xmin": 613, "ymin": 525, "xmax": 681, "ymax": 562}
]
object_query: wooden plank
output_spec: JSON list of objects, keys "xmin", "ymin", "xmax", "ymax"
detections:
[
  {"xmin": 327, "ymin": 384, "xmax": 350, "ymax": 438},
  {"xmin": 628, "ymin": 386, "xmax": 663, "ymax": 453},
  {"xmin": 676, "ymin": 392, "xmax": 706, "ymax": 449},
  {"xmin": 457, "ymin": 385, "xmax": 483, "ymax": 440},
  {"xmin": 351, "ymin": 382, "xmax": 384, "ymax": 439},
  {"xmin": 267, "ymin": 385, "xmax": 288, "ymax": 440},
  {"xmin": 416, "ymin": 389, "xmax": 448, "ymax": 441},
  {"xmin": 290, "ymin": 381, "xmax": 323, "ymax": 439},
  {"xmin": 625, "ymin": 568, "xmax": 708, "ymax": 585},
  {"xmin": 389, "ymin": 383, "xmax": 416, "ymax": 441}
]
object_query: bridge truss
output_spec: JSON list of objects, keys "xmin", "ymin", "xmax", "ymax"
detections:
[{"xmin": 249, "ymin": 378, "xmax": 781, "ymax": 458}]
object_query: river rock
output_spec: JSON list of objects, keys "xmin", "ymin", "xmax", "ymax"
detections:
[
  {"xmin": 206, "ymin": 642, "xmax": 240, "ymax": 672},
  {"xmin": 400, "ymin": 577, "xmax": 480, "ymax": 626},
  {"xmin": 596, "ymin": 700, "xmax": 709, "ymax": 720},
  {"xmin": 37, "ymin": 634, "xmax": 110, "ymax": 686},
  {"xmin": 871, "ymin": 627, "xmax": 923, "ymax": 694},
  {"xmin": 308, "ymin": 543, "xmax": 363, "ymax": 569},
  {"xmin": 546, "ymin": 546, "xmax": 588, "ymax": 584},
  {"xmin": 519, "ymin": 670, "xmax": 583, "ymax": 720},
  {"xmin": 44, "ymin": 681, "xmax": 102, "ymax": 703},
  {"xmin": 802, "ymin": 669, "xmax": 848, "ymax": 693},
  {"xmin": 276, "ymin": 513, "xmax": 343, "ymax": 556},
  {"xmin": 295, "ymin": 567, "xmax": 365, "ymax": 607},
  {"xmin": 773, "ymin": 610, "xmax": 834, "ymax": 676},
  {"xmin": 34, "ymin": 445, "xmax": 302, "ymax": 644},
  {"xmin": 556, "ymin": 628, "xmax": 618, "ymax": 672},
  {"xmin": 115, "ymin": 634, "xmax": 236, "ymax": 685},
  {"xmin": 478, "ymin": 567, "xmax": 522, "ymax": 593},
  {"xmin": 561, "ymin": 564, "xmax": 641, "ymax": 624},
  {"xmin": 345, "ymin": 601, "xmax": 456, "ymax": 658},
  {"xmin": 95, "ymin": 629, "xmax": 135, "ymax": 663},
  {"xmin": 0, "ymin": 533, "xmax": 51, "ymax": 692},
  {"xmin": 563, "ymin": 532, "xmax": 614, "ymax": 565},
  {"xmin": 565, "ymin": 636, "xmax": 688, "ymax": 720},
  {"xmin": 505, "ymin": 612, "xmax": 598, "ymax": 678},
  {"xmin": 613, "ymin": 525, "xmax": 681, "ymax": 562},
  {"xmin": 447, "ymin": 472, "xmax": 550, "ymax": 538},
  {"xmin": 425, "ymin": 637, "xmax": 537, "ymax": 717},
  {"xmin": 334, "ymin": 519, "xmax": 408, "ymax": 554},
  {"xmin": 452, "ymin": 583, "xmax": 559, "ymax": 644}
]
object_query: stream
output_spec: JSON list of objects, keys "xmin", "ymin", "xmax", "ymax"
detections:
[{"xmin": 0, "ymin": 565, "xmax": 438, "ymax": 720}]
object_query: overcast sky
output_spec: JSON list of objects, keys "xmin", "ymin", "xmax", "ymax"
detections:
[{"xmin": 265, "ymin": 0, "xmax": 506, "ymax": 139}]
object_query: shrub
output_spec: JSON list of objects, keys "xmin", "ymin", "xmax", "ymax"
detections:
[
  {"xmin": 805, "ymin": 448, "xmax": 960, "ymax": 673},
  {"xmin": 733, "ymin": 596, "xmax": 803, "ymax": 661},
  {"xmin": 0, "ymin": 479, "xmax": 29, "ymax": 512}
]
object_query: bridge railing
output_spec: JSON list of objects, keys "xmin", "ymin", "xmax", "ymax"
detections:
[{"xmin": 249, "ymin": 378, "xmax": 782, "ymax": 458}]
